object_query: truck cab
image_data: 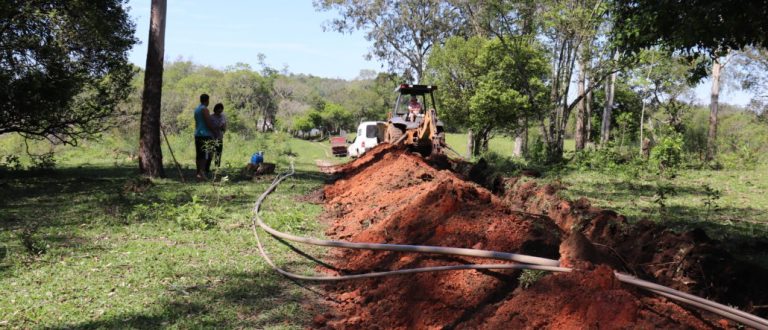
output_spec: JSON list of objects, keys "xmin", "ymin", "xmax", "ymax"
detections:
[{"xmin": 348, "ymin": 121, "xmax": 386, "ymax": 158}]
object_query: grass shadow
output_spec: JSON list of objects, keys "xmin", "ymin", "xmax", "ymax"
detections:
[
  {"xmin": 563, "ymin": 180, "xmax": 714, "ymax": 207},
  {"xmin": 49, "ymin": 268, "xmax": 324, "ymax": 329},
  {"xmin": 659, "ymin": 205, "xmax": 768, "ymax": 239},
  {"xmin": 0, "ymin": 165, "xmax": 136, "ymax": 205}
]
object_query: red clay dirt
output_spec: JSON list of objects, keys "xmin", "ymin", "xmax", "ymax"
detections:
[
  {"xmin": 308, "ymin": 146, "xmax": 763, "ymax": 329},
  {"xmin": 501, "ymin": 177, "xmax": 768, "ymax": 316}
]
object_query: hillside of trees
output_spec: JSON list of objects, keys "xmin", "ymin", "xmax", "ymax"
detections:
[{"xmin": 119, "ymin": 61, "xmax": 397, "ymax": 139}]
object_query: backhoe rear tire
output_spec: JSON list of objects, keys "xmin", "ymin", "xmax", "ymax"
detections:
[
  {"xmin": 431, "ymin": 132, "xmax": 445, "ymax": 156},
  {"xmin": 386, "ymin": 125, "xmax": 404, "ymax": 144}
]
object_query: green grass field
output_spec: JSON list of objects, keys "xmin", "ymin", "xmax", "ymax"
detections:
[
  {"xmin": 443, "ymin": 133, "xmax": 767, "ymax": 244},
  {"xmin": 443, "ymin": 132, "xmax": 575, "ymax": 158},
  {"xmin": 0, "ymin": 134, "xmax": 337, "ymax": 329},
  {"xmin": 554, "ymin": 166, "xmax": 768, "ymax": 239},
  {"xmin": 2, "ymin": 132, "xmax": 767, "ymax": 328}
]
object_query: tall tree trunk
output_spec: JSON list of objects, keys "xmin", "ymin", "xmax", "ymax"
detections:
[
  {"xmin": 481, "ymin": 127, "xmax": 491, "ymax": 154},
  {"xmin": 513, "ymin": 118, "xmax": 527, "ymax": 157},
  {"xmin": 639, "ymin": 52, "xmax": 654, "ymax": 156},
  {"xmin": 473, "ymin": 130, "xmax": 485, "ymax": 156},
  {"xmin": 600, "ymin": 68, "xmax": 617, "ymax": 146},
  {"xmin": 262, "ymin": 116, "xmax": 267, "ymax": 132},
  {"xmin": 639, "ymin": 100, "xmax": 647, "ymax": 154},
  {"xmin": 706, "ymin": 59, "xmax": 721, "ymax": 162},
  {"xmin": 575, "ymin": 56, "xmax": 588, "ymax": 151},
  {"xmin": 138, "ymin": 0, "xmax": 167, "ymax": 178},
  {"xmin": 466, "ymin": 129, "xmax": 474, "ymax": 158},
  {"xmin": 585, "ymin": 89, "xmax": 592, "ymax": 144}
]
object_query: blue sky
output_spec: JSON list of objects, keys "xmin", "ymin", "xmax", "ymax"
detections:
[
  {"xmin": 126, "ymin": 1, "xmax": 752, "ymax": 105},
  {"xmin": 126, "ymin": 0, "xmax": 381, "ymax": 80}
]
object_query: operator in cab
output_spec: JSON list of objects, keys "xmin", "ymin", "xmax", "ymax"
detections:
[{"xmin": 407, "ymin": 95, "xmax": 422, "ymax": 121}]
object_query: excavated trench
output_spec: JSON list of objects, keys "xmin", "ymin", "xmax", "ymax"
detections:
[{"xmin": 302, "ymin": 144, "xmax": 768, "ymax": 329}]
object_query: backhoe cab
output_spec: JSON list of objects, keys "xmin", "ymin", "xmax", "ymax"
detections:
[{"xmin": 384, "ymin": 84, "xmax": 445, "ymax": 156}]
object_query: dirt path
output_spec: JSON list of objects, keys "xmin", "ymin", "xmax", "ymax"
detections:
[{"xmin": 314, "ymin": 159, "xmax": 336, "ymax": 174}]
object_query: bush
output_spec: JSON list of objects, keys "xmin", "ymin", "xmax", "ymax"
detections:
[
  {"xmin": 569, "ymin": 147, "xmax": 622, "ymax": 172},
  {"xmin": 127, "ymin": 196, "xmax": 220, "ymax": 230},
  {"xmin": 718, "ymin": 144, "xmax": 760, "ymax": 170},
  {"xmin": 17, "ymin": 226, "xmax": 46, "ymax": 256},
  {"xmin": 568, "ymin": 146, "xmax": 644, "ymax": 180},
  {"xmin": 30, "ymin": 151, "xmax": 57, "ymax": 170},
  {"xmin": 174, "ymin": 197, "xmax": 220, "ymax": 230},
  {"xmin": 0, "ymin": 154, "xmax": 23, "ymax": 171},
  {"xmin": 569, "ymin": 142, "xmax": 638, "ymax": 168},
  {"xmin": 518, "ymin": 269, "xmax": 547, "ymax": 289},
  {"xmin": 480, "ymin": 150, "xmax": 522, "ymax": 175},
  {"xmin": 650, "ymin": 132, "xmax": 684, "ymax": 175},
  {"xmin": 526, "ymin": 137, "xmax": 548, "ymax": 165}
]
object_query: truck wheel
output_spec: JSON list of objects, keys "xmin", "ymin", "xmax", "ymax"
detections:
[{"xmin": 386, "ymin": 125, "xmax": 403, "ymax": 144}]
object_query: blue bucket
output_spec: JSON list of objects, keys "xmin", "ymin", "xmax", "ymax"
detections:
[{"xmin": 250, "ymin": 151, "xmax": 264, "ymax": 165}]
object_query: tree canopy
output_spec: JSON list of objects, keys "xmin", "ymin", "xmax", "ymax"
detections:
[
  {"xmin": 0, "ymin": 0, "xmax": 137, "ymax": 145},
  {"xmin": 427, "ymin": 36, "xmax": 548, "ymax": 155},
  {"xmin": 614, "ymin": 0, "xmax": 768, "ymax": 57},
  {"xmin": 314, "ymin": 0, "xmax": 464, "ymax": 82}
]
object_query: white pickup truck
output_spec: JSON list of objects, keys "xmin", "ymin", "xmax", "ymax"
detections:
[{"xmin": 347, "ymin": 121, "xmax": 386, "ymax": 157}]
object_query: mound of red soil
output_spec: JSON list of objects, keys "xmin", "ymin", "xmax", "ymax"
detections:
[
  {"xmin": 314, "ymin": 150, "xmax": 723, "ymax": 329},
  {"xmin": 502, "ymin": 177, "xmax": 768, "ymax": 317},
  {"xmin": 459, "ymin": 265, "xmax": 713, "ymax": 329}
]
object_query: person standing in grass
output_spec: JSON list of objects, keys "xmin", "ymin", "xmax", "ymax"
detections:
[
  {"xmin": 210, "ymin": 103, "xmax": 227, "ymax": 169},
  {"xmin": 194, "ymin": 93, "xmax": 215, "ymax": 180}
]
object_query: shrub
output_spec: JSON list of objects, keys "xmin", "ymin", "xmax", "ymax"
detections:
[
  {"xmin": 718, "ymin": 144, "xmax": 760, "ymax": 170},
  {"xmin": 174, "ymin": 197, "xmax": 220, "ymax": 230},
  {"xmin": 30, "ymin": 151, "xmax": 57, "ymax": 170},
  {"xmin": 650, "ymin": 132, "xmax": 683, "ymax": 175},
  {"xmin": 480, "ymin": 151, "xmax": 522, "ymax": 175},
  {"xmin": 518, "ymin": 269, "xmax": 547, "ymax": 289},
  {"xmin": 126, "ymin": 196, "xmax": 220, "ymax": 230},
  {"xmin": 17, "ymin": 226, "xmax": 46, "ymax": 256},
  {"xmin": 526, "ymin": 137, "xmax": 548, "ymax": 165},
  {"xmin": 0, "ymin": 154, "xmax": 23, "ymax": 171}
]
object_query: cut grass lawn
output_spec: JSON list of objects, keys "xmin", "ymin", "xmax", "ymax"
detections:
[{"xmin": 0, "ymin": 135, "xmax": 336, "ymax": 329}]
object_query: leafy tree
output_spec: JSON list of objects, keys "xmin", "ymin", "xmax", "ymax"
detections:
[
  {"xmin": 589, "ymin": 76, "xmax": 643, "ymax": 149},
  {"xmin": 291, "ymin": 108, "xmax": 324, "ymax": 135},
  {"xmin": 315, "ymin": 0, "xmax": 464, "ymax": 82},
  {"xmin": 627, "ymin": 50, "xmax": 700, "ymax": 146},
  {"xmin": 455, "ymin": 0, "xmax": 623, "ymax": 161},
  {"xmin": 427, "ymin": 36, "xmax": 548, "ymax": 156},
  {"xmin": 727, "ymin": 47, "xmax": 768, "ymax": 116},
  {"xmin": 614, "ymin": 1, "xmax": 768, "ymax": 61},
  {"xmin": 0, "ymin": 0, "xmax": 137, "ymax": 144},
  {"xmin": 291, "ymin": 115, "xmax": 315, "ymax": 133},
  {"xmin": 339, "ymin": 71, "xmax": 398, "ymax": 122},
  {"xmin": 321, "ymin": 102, "xmax": 355, "ymax": 134},
  {"xmin": 539, "ymin": 0, "xmax": 621, "ymax": 161},
  {"xmin": 614, "ymin": 1, "xmax": 768, "ymax": 163},
  {"xmin": 426, "ymin": 36, "xmax": 483, "ymax": 130},
  {"xmin": 222, "ymin": 63, "xmax": 265, "ymax": 131},
  {"xmin": 254, "ymin": 56, "xmax": 279, "ymax": 132}
]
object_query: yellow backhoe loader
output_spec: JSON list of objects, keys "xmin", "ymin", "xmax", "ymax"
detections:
[{"xmin": 384, "ymin": 84, "xmax": 445, "ymax": 156}]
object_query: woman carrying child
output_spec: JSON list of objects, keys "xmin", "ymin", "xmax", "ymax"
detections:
[{"xmin": 210, "ymin": 103, "xmax": 227, "ymax": 169}]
